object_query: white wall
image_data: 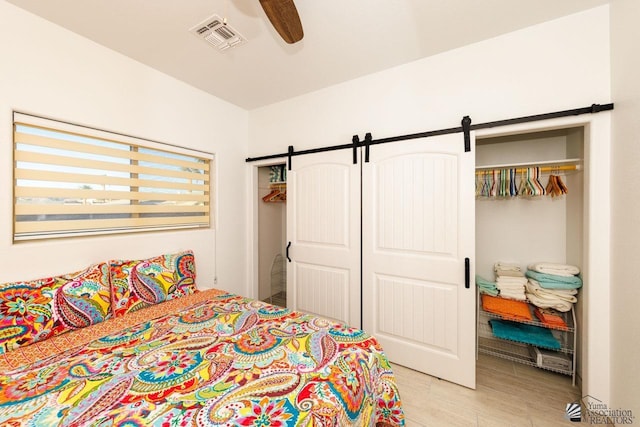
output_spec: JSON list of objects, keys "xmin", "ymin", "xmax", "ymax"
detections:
[
  {"xmin": 610, "ymin": 0, "xmax": 640, "ymax": 418},
  {"xmin": 475, "ymin": 134, "xmax": 570, "ymax": 280},
  {"xmin": 249, "ymin": 5, "xmax": 612, "ymax": 402},
  {"xmin": 249, "ymin": 7, "xmax": 610, "ymax": 157},
  {"xmin": 0, "ymin": 1, "xmax": 249, "ymax": 294}
]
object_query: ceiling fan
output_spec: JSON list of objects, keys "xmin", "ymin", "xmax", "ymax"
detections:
[{"xmin": 258, "ymin": 0, "xmax": 304, "ymax": 44}]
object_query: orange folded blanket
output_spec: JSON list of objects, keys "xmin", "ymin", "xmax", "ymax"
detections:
[
  {"xmin": 534, "ymin": 307, "xmax": 568, "ymax": 330},
  {"xmin": 482, "ymin": 294, "xmax": 532, "ymax": 321}
]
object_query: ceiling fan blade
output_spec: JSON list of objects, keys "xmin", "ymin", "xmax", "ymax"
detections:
[{"xmin": 259, "ymin": 0, "xmax": 304, "ymax": 44}]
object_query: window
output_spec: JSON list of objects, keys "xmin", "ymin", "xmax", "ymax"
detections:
[{"xmin": 13, "ymin": 112, "xmax": 213, "ymax": 241}]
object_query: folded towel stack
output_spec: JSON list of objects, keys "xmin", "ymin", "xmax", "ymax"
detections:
[
  {"xmin": 526, "ymin": 264, "xmax": 582, "ymax": 290},
  {"xmin": 476, "ymin": 275, "xmax": 499, "ymax": 296},
  {"xmin": 525, "ymin": 270, "xmax": 582, "ymax": 290},
  {"xmin": 496, "ymin": 277, "xmax": 527, "ymax": 300},
  {"xmin": 525, "ymin": 279, "xmax": 577, "ymax": 312},
  {"xmin": 494, "ymin": 262, "xmax": 525, "ymax": 278},
  {"xmin": 494, "ymin": 263, "xmax": 527, "ymax": 300},
  {"xmin": 528, "ymin": 262, "xmax": 580, "ymax": 277},
  {"xmin": 524, "ymin": 262, "xmax": 581, "ymax": 312}
]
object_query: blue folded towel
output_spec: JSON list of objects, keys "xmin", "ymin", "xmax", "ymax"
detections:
[
  {"xmin": 525, "ymin": 270, "xmax": 582, "ymax": 290},
  {"xmin": 489, "ymin": 319, "xmax": 561, "ymax": 350},
  {"xmin": 476, "ymin": 275, "xmax": 499, "ymax": 296}
]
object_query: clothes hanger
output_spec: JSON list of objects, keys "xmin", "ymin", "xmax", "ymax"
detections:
[
  {"xmin": 535, "ymin": 167, "xmax": 546, "ymax": 196},
  {"xmin": 556, "ymin": 173, "xmax": 568, "ymax": 195},
  {"xmin": 531, "ymin": 167, "xmax": 541, "ymax": 196},
  {"xmin": 552, "ymin": 174, "xmax": 563, "ymax": 197},
  {"xmin": 262, "ymin": 183, "xmax": 287, "ymax": 202},
  {"xmin": 500, "ymin": 169, "xmax": 508, "ymax": 197},
  {"xmin": 262, "ymin": 188, "xmax": 281, "ymax": 202},
  {"xmin": 518, "ymin": 168, "xmax": 527, "ymax": 197},
  {"xmin": 484, "ymin": 171, "xmax": 490, "ymax": 197},
  {"xmin": 525, "ymin": 167, "xmax": 536, "ymax": 197},
  {"xmin": 489, "ymin": 169, "xmax": 498, "ymax": 197},
  {"xmin": 546, "ymin": 174, "xmax": 558, "ymax": 197},
  {"xmin": 528, "ymin": 168, "xmax": 536, "ymax": 196},
  {"xmin": 546, "ymin": 167, "xmax": 569, "ymax": 197}
]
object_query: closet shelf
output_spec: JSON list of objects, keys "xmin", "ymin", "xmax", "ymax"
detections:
[
  {"xmin": 477, "ymin": 293, "xmax": 577, "ymax": 384},
  {"xmin": 478, "ymin": 317, "xmax": 574, "ymax": 355},
  {"xmin": 480, "ymin": 298, "xmax": 575, "ymax": 332},
  {"xmin": 478, "ymin": 337, "xmax": 573, "ymax": 376},
  {"xmin": 475, "ymin": 158, "xmax": 582, "ymax": 172}
]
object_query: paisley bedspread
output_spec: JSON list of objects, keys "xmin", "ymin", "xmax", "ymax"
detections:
[{"xmin": 0, "ymin": 289, "xmax": 405, "ymax": 426}]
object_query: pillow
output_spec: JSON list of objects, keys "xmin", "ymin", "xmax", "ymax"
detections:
[
  {"xmin": 0, "ymin": 262, "xmax": 111, "ymax": 354},
  {"xmin": 55, "ymin": 262, "xmax": 112, "ymax": 328},
  {"xmin": 109, "ymin": 250, "xmax": 196, "ymax": 317},
  {"xmin": 0, "ymin": 276, "xmax": 62, "ymax": 354}
]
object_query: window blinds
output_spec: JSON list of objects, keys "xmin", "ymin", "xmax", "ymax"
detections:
[{"xmin": 13, "ymin": 112, "xmax": 213, "ymax": 241}]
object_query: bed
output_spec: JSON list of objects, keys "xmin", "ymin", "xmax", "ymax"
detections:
[{"xmin": 0, "ymin": 251, "xmax": 404, "ymax": 426}]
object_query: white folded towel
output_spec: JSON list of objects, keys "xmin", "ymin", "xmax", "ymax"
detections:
[
  {"xmin": 525, "ymin": 279, "xmax": 577, "ymax": 302},
  {"xmin": 525, "ymin": 279, "xmax": 578, "ymax": 302},
  {"xmin": 499, "ymin": 289, "xmax": 527, "ymax": 301},
  {"xmin": 494, "ymin": 262, "xmax": 523, "ymax": 274},
  {"xmin": 495, "ymin": 270, "xmax": 525, "ymax": 278},
  {"xmin": 528, "ymin": 262, "xmax": 580, "ymax": 277},
  {"xmin": 525, "ymin": 279, "xmax": 577, "ymax": 312},
  {"xmin": 494, "ymin": 261, "xmax": 522, "ymax": 271},
  {"xmin": 496, "ymin": 276, "xmax": 528, "ymax": 286},
  {"xmin": 496, "ymin": 284, "xmax": 526, "ymax": 291},
  {"xmin": 526, "ymin": 293, "xmax": 573, "ymax": 312}
]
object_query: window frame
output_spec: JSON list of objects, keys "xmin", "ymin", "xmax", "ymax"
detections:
[{"xmin": 13, "ymin": 112, "xmax": 214, "ymax": 242}]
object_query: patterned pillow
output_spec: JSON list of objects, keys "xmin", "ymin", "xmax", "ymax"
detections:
[
  {"xmin": 0, "ymin": 262, "xmax": 111, "ymax": 354},
  {"xmin": 0, "ymin": 276, "xmax": 62, "ymax": 354},
  {"xmin": 55, "ymin": 262, "xmax": 112, "ymax": 329},
  {"xmin": 109, "ymin": 250, "xmax": 197, "ymax": 317}
]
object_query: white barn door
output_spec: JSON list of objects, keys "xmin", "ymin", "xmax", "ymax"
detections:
[
  {"xmin": 362, "ymin": 133, "xmax": 476, "ymax": 389},
  {"xmin": 286, "ymin": 150, "xmax": 361, "ymax": 327}
]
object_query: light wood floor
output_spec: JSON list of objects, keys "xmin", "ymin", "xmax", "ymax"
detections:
[
  {"xmin": 392, "ymin": 354, "xmax": 584, "ymax": 427},
  {"xmin": 263, "ymin": 291, "xmax": 286, "ymax": 308}
]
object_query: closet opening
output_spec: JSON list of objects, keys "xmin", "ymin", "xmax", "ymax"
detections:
[
  {"xmin": 257, "ymin": 164, "xmax": 288, "ymax": 307},
  {"xmin": 475, "ymin": 125, "xmax": 584, "ymax": 393}
]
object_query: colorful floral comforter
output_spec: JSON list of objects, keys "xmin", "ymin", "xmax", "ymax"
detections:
[{"xmin": 0, "ymin": 289, "xmax": 404, "ymax": 426}]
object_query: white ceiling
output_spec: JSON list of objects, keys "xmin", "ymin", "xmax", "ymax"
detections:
[{"xmin": 7, "ymin": 0, "xmax": 610, "ymax": 110}]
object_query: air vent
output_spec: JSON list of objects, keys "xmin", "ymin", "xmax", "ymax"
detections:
[{"xmin": 189, "ymin": 14, "xmax": 246, "ymax": 52}]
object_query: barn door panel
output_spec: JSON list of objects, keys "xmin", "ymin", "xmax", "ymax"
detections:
[
  {"xmin": 286, "ymin": 150, "xmax": 361, "ymax": 327},
  {"xmin": 362, "ymin": 133, "xmax": 476, "ymax": 389}
]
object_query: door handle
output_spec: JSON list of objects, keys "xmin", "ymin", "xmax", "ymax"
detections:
[
  {"xmin": 286, "ymin": 242, "xmax": 292, "ymax": 263},
  {"xmin": 465, "ymin": 257, "xmax": 470, "ymax": 289}
]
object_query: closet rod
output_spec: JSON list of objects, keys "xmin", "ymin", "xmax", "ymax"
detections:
[
  {"xmin": 475, "ymin": 165, "xmax": 580, "ymax": 175},
  {"xmin": 245, "ymin": 102, "xmax": 614, "ymax": 163}
]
